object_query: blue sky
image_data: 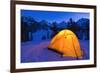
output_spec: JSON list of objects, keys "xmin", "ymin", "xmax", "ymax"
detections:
[{"xmin": 21, "ymin": 9, "xmax": 89, "ymax": 23}]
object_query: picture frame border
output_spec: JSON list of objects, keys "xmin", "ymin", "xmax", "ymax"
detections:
[{"xmin": 10, "ymin": 0, "xmax": 97, "ymax": 72}]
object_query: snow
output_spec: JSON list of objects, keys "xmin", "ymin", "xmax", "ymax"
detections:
[{"xmin": 21, "ymin": 40, "xmax": 89, "ymax": 63}]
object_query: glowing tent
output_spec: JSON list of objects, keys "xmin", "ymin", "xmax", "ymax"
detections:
[{"xmin": 48, "ymin": 29, "xmax": 83, "ymax": 58}]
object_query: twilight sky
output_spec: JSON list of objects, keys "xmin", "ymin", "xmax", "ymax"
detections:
[{"xmin": 21, "ymin": 9, "xmax": 89, "ymax": 23}]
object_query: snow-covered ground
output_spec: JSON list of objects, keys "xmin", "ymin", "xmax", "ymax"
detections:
[{"xmin": 21, "ymin": 40, "xmax": 89, "ymax": 63}]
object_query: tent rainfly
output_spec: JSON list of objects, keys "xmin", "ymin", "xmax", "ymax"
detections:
[{"xmin": 48, "ymin": 29, "xmax": 83, "ymax": 59}]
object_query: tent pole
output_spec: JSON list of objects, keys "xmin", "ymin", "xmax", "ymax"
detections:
[{"xmin": 71, "ymin": 37, "xmax": 78, "ymax": 60}]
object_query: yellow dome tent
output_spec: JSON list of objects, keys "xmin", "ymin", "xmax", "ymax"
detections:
[{"xmin": 48, "ymin": 29, "xmax": 83, "ymax": 58}]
